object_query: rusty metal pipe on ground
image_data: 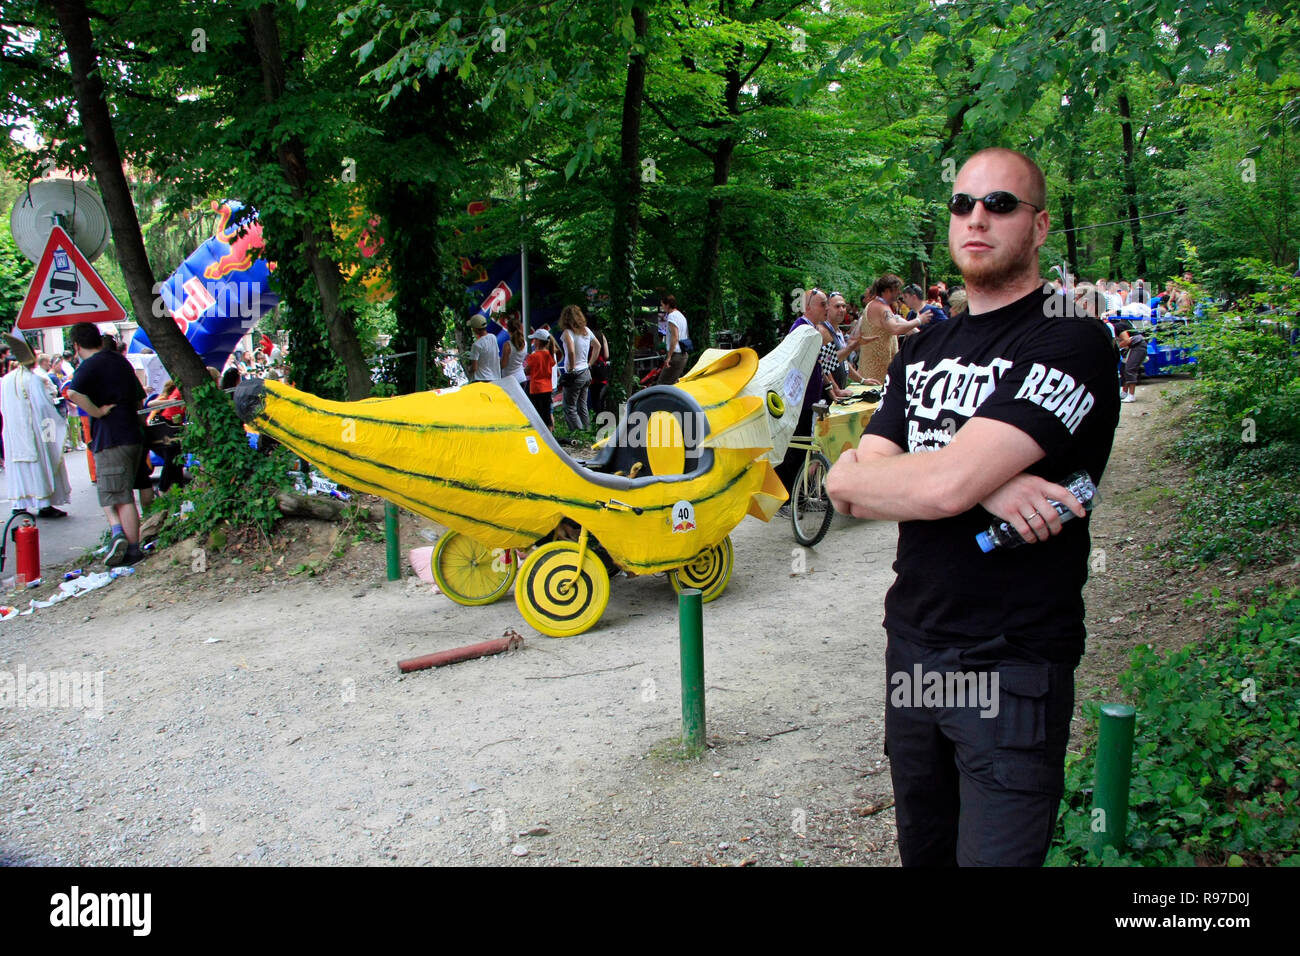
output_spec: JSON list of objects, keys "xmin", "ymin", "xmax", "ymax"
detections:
[{"xmin": 398, "ymin": 633, "xmax": 523, "ymax": 673}]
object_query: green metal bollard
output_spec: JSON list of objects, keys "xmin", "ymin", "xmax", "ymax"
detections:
[
  {"xmin": 1091, "ymin": 703, "xmax": 1137, "ymax": 855},
  {"xmin": 678, "ymin": 588, "xmax": 706, "ymax": 756},
  {"xmin": 385, "ymin": 502, "xmax": 400, "ymax": 581}
]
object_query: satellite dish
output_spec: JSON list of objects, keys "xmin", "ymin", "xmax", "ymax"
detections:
[{"xmin": 9, "ymin": 179, "xmax": 112, "ymax": 264}]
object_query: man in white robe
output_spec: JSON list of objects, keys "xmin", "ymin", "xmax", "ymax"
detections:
[{"xmin": 1, "ymin": 334, "xmax": 71, "ymax": 518}]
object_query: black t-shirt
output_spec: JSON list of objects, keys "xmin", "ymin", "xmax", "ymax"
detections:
[
  {"xmin": 67, "ymin": 350, "xmax": 146, "ymax": 452},
  {"xmin": 862, "ymin": 286, "xmax": 1120, "ymax": 661}
]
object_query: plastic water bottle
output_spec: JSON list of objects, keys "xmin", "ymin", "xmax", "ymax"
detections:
[{"xmin": 976, "ymin": 471, "xmax": 1100, "ymax": 553}]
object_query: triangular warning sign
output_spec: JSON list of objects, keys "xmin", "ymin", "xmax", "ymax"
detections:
[{"xmin": 14, "ymin": 225, "xmax": 127, "ymax": 331}]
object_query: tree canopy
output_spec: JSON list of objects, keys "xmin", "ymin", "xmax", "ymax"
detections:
[{"xmin": 1, "ymin": 0, "xmax": 1296, "ymax": 395}]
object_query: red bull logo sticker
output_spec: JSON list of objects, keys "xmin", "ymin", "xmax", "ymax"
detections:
[{"xmin": 671, "ymin": 500, "xmax": 696, "ymax": 534}]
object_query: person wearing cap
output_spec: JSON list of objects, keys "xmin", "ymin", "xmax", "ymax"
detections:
[
  {"xmin": 467, "ymin": 314, "xmax": 500, "ymax": 382},
  {"xmin": 1, "ymin": 334, "xmax": 71, "ymax": 519},
  {"xmin": 523, "ymin": 329, "xmax": 556, "ymax": 428}
]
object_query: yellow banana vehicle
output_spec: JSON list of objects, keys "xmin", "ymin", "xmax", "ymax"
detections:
[{"xmin": 234, "ymin": 326, "xmax": 822, "ymax": 637}]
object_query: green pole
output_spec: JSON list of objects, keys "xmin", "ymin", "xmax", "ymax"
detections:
[
  {"xmin": 1091, "ymin": 703, "xmax": 1136, "ymax": 855},
  {"xmin": 415, "ymin": 337, "xmax": 428, "ymax": 391},
  {"xmin": 388, "ymin": 338, "xmax": 425, "ymax": 581},
  {"xmin": 385, "ymin": 502, "xmax": 400, "ymax": 581},
  {"xmin": 678, "ymin": 588, "xmax": 705, "ymax": 756}
]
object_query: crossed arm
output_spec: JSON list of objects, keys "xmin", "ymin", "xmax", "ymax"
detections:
[{"xmin": 825, "ymin": 416, "xmax": 1086, "ymax": 543}]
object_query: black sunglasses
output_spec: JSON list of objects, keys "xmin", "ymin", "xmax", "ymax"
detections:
[{"xmin": 947, "ymin": 191, "xmax": 1043, "ymax": 216}]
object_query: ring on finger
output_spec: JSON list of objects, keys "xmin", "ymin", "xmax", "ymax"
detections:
[{"xmin": 1026, "ymin": 511, "xmax": 1042, "ymax": 522}]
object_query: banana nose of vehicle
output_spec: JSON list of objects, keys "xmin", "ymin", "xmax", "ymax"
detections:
[{"xmin": 233, "ymin": 379, "xmax": 266, "ymax": 423}]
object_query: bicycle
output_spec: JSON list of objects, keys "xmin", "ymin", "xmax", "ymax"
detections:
[
  {"xmin": 785, "ymin": 385, "xmax": 883, "ymax": 547},
  {"xmin": 785, "ymin": 403, "xmax": 835, "ymax": 547}
]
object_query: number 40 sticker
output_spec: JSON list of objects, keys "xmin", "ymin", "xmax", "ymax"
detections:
[{"xmin": 671, "ymin": 500, "xmax": 696, "ymax": 533}]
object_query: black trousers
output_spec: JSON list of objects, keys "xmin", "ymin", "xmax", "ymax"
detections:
[{"xmin": 884, "ymin": 630, "xmax": 1078, "ymax": 866}]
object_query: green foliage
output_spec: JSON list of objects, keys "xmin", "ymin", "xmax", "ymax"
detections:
[
  {"xmin": 155, "ymin": 383, "xmax": 294, "ymax": 547},
  {"xmin": 1170, "ymin": 440, "xmax": 1300, "ymax": 565},
  {"xmin": 552, "ymin": 415, "xmax": 602, "ymax": 448},
  {"xmin": 0, "ymin": 226, "xmax": 32, "ymax": 322},
  {"xmin": 1050, "ymin": 587, "xmax": 1300, "ymax": 866},
  {"xmin": 6, "ymin": 0, "xmax": 1300, "ymax": 395},
  {"xmin": 1168, "ymin": 257, "xmax": 1300, "ymax": 566}
]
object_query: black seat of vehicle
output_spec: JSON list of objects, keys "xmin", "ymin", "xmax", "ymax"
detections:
[{"xmin": 586, "ymin": 386, "xmax": 710, "ymax": 478}]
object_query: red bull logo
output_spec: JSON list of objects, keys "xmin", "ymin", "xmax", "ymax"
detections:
[
  {"xmin": 671, "ymin": 500, "xmax": 697, "ymax": 533},
  {"xmin": 170, "ymin": 276, "xmax": 215, "ymax": 333},
  {"xmin": 203, "ymin": 201, "xmax": 267, "ymax": 281}
]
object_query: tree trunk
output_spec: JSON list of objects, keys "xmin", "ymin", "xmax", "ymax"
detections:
[
  {"xmin": 1116, "ymin": 89, "xmax": 1148, "ymax": 276},
  {"xmin": 248, "ymin": 4, "xmax": 371, "ymax": 400},
  {"xmin": 910, "ymin": 221, "xmax": 934, "ymax": 288},
  {"xmin": 1060, "ymin": 193, "xmax": 1078, "ymax": 279},
  {"xmin": 276, "ymin": 491, "xmax": 371, "ymax": 522},
  {"xmin": 1061, "ymin": 128, "xmax": 1081, "ymax": 276},
  {"xmin": 736, "ymin": 237, "xmax": 778, "ymax": 352},
  {"xmin": 49, "ymin": 0, "xmax": 212, "ymax": 400},
  {"xmin": 606, "ymin": 5, "xmax": 649, "ymax": 402},
  {"xmin": 914, "ymin": 85, "xmax": 972, "ymax": 287},
  {"xmin": 689, "ymin": 50, "xmax": 746, "ymax": 349},
  {"xmin": 376, "ymin": 177, "xmax": 453, "ymax": 392},
  {"xmin": 690, "ymin": 139, "xmax": 734, "ymax": 348}
]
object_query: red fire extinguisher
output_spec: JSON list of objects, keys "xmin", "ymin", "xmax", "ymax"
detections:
[
  {"xmin": 1, "ymin": 512, "xmax": 39, "ymax": 587},
  {"xmin": 14, "ymin": 524, "xmax": 39, "ymax": 586}
]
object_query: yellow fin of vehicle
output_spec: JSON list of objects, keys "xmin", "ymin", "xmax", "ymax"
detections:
[
  {"xmin": 675, "ymin": 348, "xmax": 757, "ymax": 407},
  {"xmin": 682, "ymin": 348, "xmax": 732, "ymax": 377},
  {"xmin": 747, "ymin": 462, "xmax": 790, "ymax": 521},
  {"xmin": 696, "ymin": 393, "xmax": 762, "ymax": 440},
  {"xmin": 699, "ymin": 400, "xmax": 772, "ymax": 457}
]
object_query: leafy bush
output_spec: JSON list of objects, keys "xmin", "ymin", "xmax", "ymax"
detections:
[
  {"xmin": 1050, "ymin": 587, "xmax": 1300, "ymax": 866},
  {"xmin": 154, "ymin": 382, "xmax": 294, "ymax": 546},
  {"xmin": 1169, "ymin": 255, "xmax": 1300, "ymax": 566},
  {"xmin": 1169, "ymin": 440, "xmax": 1300, "ymax": 565}
]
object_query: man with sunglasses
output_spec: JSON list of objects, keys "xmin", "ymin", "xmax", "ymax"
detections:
[{"xmin": 827, "ymin": 148, "xmax": 1119, "ymax": 867}]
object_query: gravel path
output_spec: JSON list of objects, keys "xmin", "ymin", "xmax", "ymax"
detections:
[{"xmin": 0, "ymin": 505, "xmax": 899, "ymax": 866}]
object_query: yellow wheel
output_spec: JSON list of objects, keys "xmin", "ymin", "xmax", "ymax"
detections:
[
  {"xmin": 432, "ymin": 531, "xmax": 517, "ymax": 606},
  {"xmin": 668, "ymin": 535, "xmax": 734, "ymax": 603},
  {"xmin": 515, "ymin": 541, "xmax": 611, "ymax": 637}
]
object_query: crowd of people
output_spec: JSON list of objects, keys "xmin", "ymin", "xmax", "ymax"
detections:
[
  {"xmin": 223, "ymin": 345, "xmax": 286, "ymax": 385},
  {"xmin": 0, "ymin": 325, "xmax": 257, "ymax": 570},
  {"xmin": 464, "ymin": 305, "xmax": 614, "ymax": 436},
  {"xmin": 457, "ymin": 257, "xmax": 1192, "ymax": 446}
]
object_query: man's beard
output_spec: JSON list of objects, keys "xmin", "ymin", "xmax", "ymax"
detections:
[{"xmin": 952, "ymin": 225, "xmax": 1039, "ymax": 289}]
